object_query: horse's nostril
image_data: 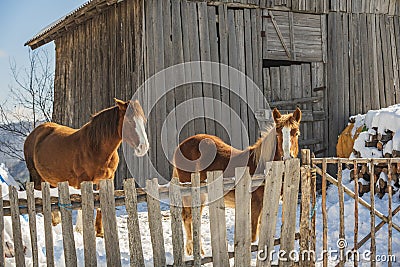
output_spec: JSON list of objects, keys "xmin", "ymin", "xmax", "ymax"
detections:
[{"xmin": 136, "ymin": 143, "xmax": 149, "ymax": 154}]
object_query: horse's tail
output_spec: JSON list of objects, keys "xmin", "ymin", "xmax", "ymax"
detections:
[
  {"xmin": 24, "ymin": 123, "xmax": 54, "ymax": 190},
  {"xmin": 24, "ymin": 128, "xmax": 42, "ymax": 190}
]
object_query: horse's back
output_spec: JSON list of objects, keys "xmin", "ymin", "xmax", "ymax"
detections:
[
  {"xmin": 173, "ymin": 134, "xmax": 241, "ymax": 182},
  {"xmin": 25, "ymin": 122, "xmax": 75, "ymax": 151}
]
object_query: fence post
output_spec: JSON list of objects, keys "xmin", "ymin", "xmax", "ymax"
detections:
[
  {"xmin": 369, "ymin": 162, "xmax": 376, "ymax": 267},
  {"xmin": 207, "ymin": 170, "xmax": 229, "ymax": 267},
  {"xmin": 388, "ymin": 159, "xmax": 393, "ymax": 267},
  {"xmin": 353, "ymin": 159, "xmax": 359, "ymax": 267},
  {"xmin": 279, "ymin": 158, "xmax": 301, "ymax": 267},
  {"xmin": 124, "ymin": 178, "xmax": 145, "ymax": 267},
  {"xmin": 234, "ymin": 167, "xmax": 252, "ymax": 267},
  {"xmin": 9, "ymin": 185, "xmax": 25, "ymax": 267},
  {"xmin": 337, "ymin": 160, "xmax": 345, "ymax": 267},
  {"xmin": 26, "ymin": 182, "xmax": 39, "ymax": 267},
  {"xmin": 146, "ymin": 178, "xmax": 166, "ymax": 267},
  {"xmin": 191, "ymin": 173, "xmax": 202, "ymax": 267},
  {"xmin": 58, "ymin": 182, "xmax": 77, "ymax": 267},
  {"xmin": 307, "ymin": 151, "xmax": 317, "ymax": 264},
  {"xmin": 81, "ymin": 181, "xmax": 97, "ymax": 267},
  {"xmin": 300, "ymin": 149, "xmax": 315, "ymax": 266},
  {"xmin": 169, "ymin": 177, "xmax": 185, "ymax": 267},
  {"xmin": 42, "ymin": 182, "xmax": 55, "ymax": 267},
  {"xmin": 299, "ymin": 155, "xmax": 311, "ymax": 266},
  {"xmin": 99, "ymin": 179, "xmax": 121, "ymax": 267},
  {"xmin": 257, "ymin": 161, "xmax": 284, "ymax": 267}
]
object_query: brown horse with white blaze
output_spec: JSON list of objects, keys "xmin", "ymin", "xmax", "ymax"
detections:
[
  {"xmin": 172, "ymin": 107, "xmax": 302, "ymax": 255},
  {"xmin": 24, "ymin": 98, "xmax": 149, "ymax": 236}
]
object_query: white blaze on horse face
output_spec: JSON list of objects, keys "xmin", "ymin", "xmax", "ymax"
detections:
[
  {"xmin": 134, "ymin": 116, "xmax": 149, "ymax": 157},
  {"xmin": 282, "ymin": 126, "xmax": 291, "ymax": 160}
]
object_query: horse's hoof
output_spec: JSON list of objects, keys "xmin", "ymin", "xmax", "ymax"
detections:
[
  {"xmin": 186, "ymin": 241, "xmax": 193, "ymax": 255},
  {"xmin": 51, "ymin": 211, "xmax": 61, "ymax": 226},
  {"xmin": 185, "ymin": 241, "xmax": 205, "ymax": 255},
  {"xmin": 51, "ymin": 219, "xmax": 61, "ymax": 226},
  {"xmin": 75, "ymin": 225, "xmax": 83, "ymax": 234},
  {"xmin": 96, "ymin": 231, "xmax": 104, "ymax": 238}
]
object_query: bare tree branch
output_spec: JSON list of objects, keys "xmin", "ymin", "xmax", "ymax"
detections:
[{"xmin": 0, "ymin": 48, "xmax": 54, "ymax": 162}]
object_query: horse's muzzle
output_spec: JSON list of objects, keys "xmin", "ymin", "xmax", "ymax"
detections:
[{"xmin": 135, "ymin": 143, "xmax": 149, "ymax": 157}]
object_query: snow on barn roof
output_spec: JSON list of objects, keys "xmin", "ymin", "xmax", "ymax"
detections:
[{"xmin": 25, "ymin": 0, "xmax": 123, "ymax": 49}]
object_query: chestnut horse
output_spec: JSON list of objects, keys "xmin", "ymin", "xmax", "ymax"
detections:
[
  {"xmin": 172, "ymin": 107, "xmax": 302, "ymax": 254},
  {"xmin": 24, "ymin": 98, "xmax": 149, "ymax": 236}
]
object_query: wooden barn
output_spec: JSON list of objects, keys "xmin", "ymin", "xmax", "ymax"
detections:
[{"xmin": 25, "ymin": 0, "xmax": 400, "ymax": 187}]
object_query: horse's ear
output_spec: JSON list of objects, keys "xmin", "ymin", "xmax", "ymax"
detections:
[
  {"xmin": 293, "ymin": 107, "xmax": 302, "ymax": 122},
  {"xmin": 272, "ymin": 108, "xmax": 281, "ymax": 123},
  {"xmin": 114, "ymin": 98, "xmax": 128, "ymax": 110}
]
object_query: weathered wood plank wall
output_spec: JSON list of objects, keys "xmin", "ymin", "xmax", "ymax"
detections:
[
  {"xmin": 192, "ymin": 0, "xmax": 400, "ymax": 15},
  {"xmin": 327, "ymin": 12, "xmax": 400, "ymax": 155},
  {"xmin": 263, "ymin": 63, "xmax": 327, "ymax": 155}
]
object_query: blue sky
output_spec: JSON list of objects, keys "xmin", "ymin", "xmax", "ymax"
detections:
[{"xmin": 0, "ymin": 0, "xmax": 87, "ymax": 104}]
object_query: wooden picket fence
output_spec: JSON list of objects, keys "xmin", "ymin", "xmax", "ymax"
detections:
[
  {"xmin": 312, "ymin": 157, "xmax": 399, "ymax": 267},
  {"xmin": 1, "ymin": 157, "xmax": 319, "ymax": 267}
]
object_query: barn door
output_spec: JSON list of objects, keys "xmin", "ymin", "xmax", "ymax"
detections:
[
  {"xmin": 262, "ymin": 10, "xmax": 325, "ymax": 63},
  {"xmin": 261, "ymin": 62, "xmax": 327, "ymax": 156}
]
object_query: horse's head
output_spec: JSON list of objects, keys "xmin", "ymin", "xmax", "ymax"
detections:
[
  {"xmin": 273, "ymin": 107, "xmax": 302, "ymax": 161},
  {"xmin": 115, "ymin": 98, "xmax": 149, "ymax": 157}
]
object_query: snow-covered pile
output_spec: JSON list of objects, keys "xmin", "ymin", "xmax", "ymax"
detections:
[{"xmin": 350, "ymin": 104, "xmax": 400, "ymax": 159}]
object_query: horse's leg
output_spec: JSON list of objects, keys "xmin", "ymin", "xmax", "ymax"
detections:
[
  {"xmin": 182, "ymin": 196, "xmax": 193, "ymax": 255},
  {"xmin": 250, "ymin": 187, "xmax": 264, "ymax": 242},
  {"xmin": 182, "ymin": 194, "xmax": 207, "ymax": 255},
  {"xmin": 95, "ymin": 208, "xmax": 104, "ymax": 237},
  {"xmin": 199, "ymin": 193, "xmax": 206, "ymax": 255},
  {"xmin": 75, "ymin": 210, "xmax": 83, "ymax": 234},
  {"xmin": 51, "ymin": 210, "xmax": 61, "ymax": 226}
]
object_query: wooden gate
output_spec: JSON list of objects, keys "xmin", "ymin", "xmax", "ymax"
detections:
[{"xmin": 311, "ymin": 156, "xmax": 399, "ymax": 267}]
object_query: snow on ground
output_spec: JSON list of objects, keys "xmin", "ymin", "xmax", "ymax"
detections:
[{"xmin": 1, "ymin": 163, "xmax": 400, "ymax": 266}]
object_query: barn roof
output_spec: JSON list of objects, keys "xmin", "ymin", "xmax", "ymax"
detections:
[{"xmin": 25, "ymin": 0, "xmax": 121, "ymax": 49}]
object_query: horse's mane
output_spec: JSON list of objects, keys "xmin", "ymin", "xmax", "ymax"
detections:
[
  {"xmin": 275, "ymin": 113, "xmax": 300, "ymax": 129},
  {"xmin": 85, "ymin": 106, "xmax": 121, "ymax": 152},
  {"xmin": 249, "ymin": 123, "xmax": 276, "ymax": 165},
  {"xmin": 130, "ymin": 100, "xmax": 147, "ymax": 123}
]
